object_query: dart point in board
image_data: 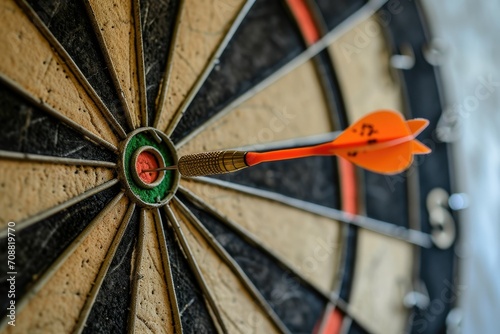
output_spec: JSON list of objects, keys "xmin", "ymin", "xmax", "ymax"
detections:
[{"xmin": 144, "ymin": 110, "xmax": 432, "ymax": 177}]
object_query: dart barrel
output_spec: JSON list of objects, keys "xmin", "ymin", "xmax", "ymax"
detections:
[{"xmin": 178, "ymin": 150, "xmax": 248, "ymax": 177}]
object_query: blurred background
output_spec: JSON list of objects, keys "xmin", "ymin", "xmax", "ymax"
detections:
[{"xmin": 421, "ymin": 1, "xmax": 500, "ymax": 332}]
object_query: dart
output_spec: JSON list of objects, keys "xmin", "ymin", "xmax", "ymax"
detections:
[{"xmin": 144, "ymin": 110, "xmax": 431, "ymax": 177}]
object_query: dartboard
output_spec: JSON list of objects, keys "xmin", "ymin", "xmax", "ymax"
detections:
[{"xmin": 0, "ymin": 0, "xmax": 459, "ymax": 333}]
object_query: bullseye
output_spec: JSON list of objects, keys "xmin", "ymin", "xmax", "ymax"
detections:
[
  {"xmin": 131, "ymin": 146, "xmax": 165, "ymax": 189},
  {"xmin": 136, "ymin": 151, "xmax": 159, "ymax": 184},
  {"xmin": 119, "ymin": 127, "xmax": 179, "ymax": 207}
]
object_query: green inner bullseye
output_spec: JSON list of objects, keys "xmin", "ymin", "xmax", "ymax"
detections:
[{"xmin": 124, "ymin": 132, "xmax": 174, "ymax": 204}]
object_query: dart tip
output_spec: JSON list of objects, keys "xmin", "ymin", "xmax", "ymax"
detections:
[{"xmin": 141, "ymin": 166, "xmax": 178, "ymax": 173}]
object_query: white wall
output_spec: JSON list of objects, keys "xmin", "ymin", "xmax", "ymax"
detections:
[{"xmin": 420, "ymin": 1, "xmax": 500, "ymax": 333}]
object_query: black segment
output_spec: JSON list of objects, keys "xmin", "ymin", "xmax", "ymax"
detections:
[
  {"xmin": 348, "ymin": 319, "xmax": 370, "ymax": 334},
  {"xmin": 139, "ymin": 0, "xmax": 180, "ymax": 126},
  {"xmin": 215, "ymin": 157, "xmax": 340, "ymax": 208},
  {"xmin": 160, "ymin": 210, "xmax": 217, "ymax": 333},
  {"xmin": 0, "ymin": 186, "xmax": 119, "ymax": 319},
  {"xmin": 0, "ymin": 83, "xmax": 115, "ymax": 161},
  {"xmin": 23, "ymin": 0, "xmax": 129, "ymax": 131},
  {"xmin": 314, "ymin": 0, "xmax": 368, "ymax": 31},
  {"xmin": 364, "ymin": 171, "xmax": 409, "ymax": 227},
  {"xmin": 178, "ymin": 194, "xmax": 327, "ymax": 334},
  {"xmin": 337, "ymin": 226, "xmax": 357, "ymax": 301},
  {"xmin": 381, "ymin": 1, "xmax": 455, "ymax": 333},
  {"xmin": 312, "ymin": 50, "xmax": 349, "ymax": 134},
  {"xmin": 171, "ymin": 0, "xmax": 305, "ymax": 142},
  {"xmin": 83, "ymin": 208, "xmax": 139, "ymax": 334}
]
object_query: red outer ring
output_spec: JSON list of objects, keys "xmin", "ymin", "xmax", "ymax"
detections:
[{"xmin": 287, "ymin": 1, "xmax": 360, "ymax": 333}]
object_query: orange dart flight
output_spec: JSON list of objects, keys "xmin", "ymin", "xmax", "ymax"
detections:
[{"xmin": 245, "ymin": 110, "xmax": 431, "ymax": 174}]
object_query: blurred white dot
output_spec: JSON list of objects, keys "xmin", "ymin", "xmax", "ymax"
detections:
[{"xmin": 449, "ymin": 193, "xmax": 469, "ymax": 210}]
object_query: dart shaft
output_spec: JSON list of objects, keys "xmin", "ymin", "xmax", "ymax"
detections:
[
  {"xmin": 176, "ymin": 143, "xmax": 332, "ymax": 177},
  {"xmin": 142, "ymin": 166, "xmax": 178, "ymax": 172},
  {"xmin": 245, "ymin": 143, "xmax": 331, "ymax": 166}
]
